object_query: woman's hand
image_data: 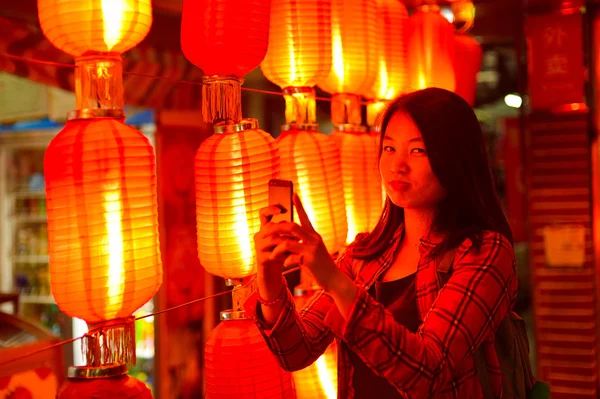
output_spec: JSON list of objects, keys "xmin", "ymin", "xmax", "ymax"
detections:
[
  {"xmin": 263, "ymin": 194, "xmax": 342, "ymax": 292},
  {"xmin": 254, "ymin": 205, "xmax": 288, "ymax": 302}
]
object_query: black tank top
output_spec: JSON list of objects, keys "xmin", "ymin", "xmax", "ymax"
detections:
[{"xmin": 350, "ymin": 273, "xmax": 420, "ymax": 398}]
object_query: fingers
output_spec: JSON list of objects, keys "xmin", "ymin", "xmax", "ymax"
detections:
[
  {"xmin": 255, "ymin": 235, "xmax": 284, "ymax": 253},
  {"xmin": 293, "ymin": 193, "xmax": 315, "ymax": 232},
  {"xmin": 259, "ymin": 205, "xmax": 288, "ymax": 226},
  {"xmin": 270, "ymin": 240, "xmax": 304, "ymax": 260},
  {"xmin": 263, "ymin": 221, "xmax": 312, "ymax": 242},
  {"xmin": 283, "ymin": 254, "xmax": 304, "ymax": 268}
]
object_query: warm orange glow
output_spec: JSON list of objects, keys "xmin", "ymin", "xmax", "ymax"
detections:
[
  {"xmin": 195, "ymin": 127, "xmax": 280, "ymax": 279},
  {"xmin": 292, "ymin": 339, "xmax": 338, "ymax": 399},
  {"xmin": 454, "ymin": 33, "xmax": 482, "ymax": 106},
  {"xmin": 371, "ymin": 0, "xmax": 408, "ymax": 100},
  {"xmin": 205, "ymin": 319, "xmax": 296, "ymax": 398},
  {"xmin": 44, "ymin": 118, "xmax": 162, "ymax": 323},
  {"xmin": 38, "ymin": 0, "xmax": 152, "ymax": 56},
  {"xmin": 262, "ymin": 0, "xmax": 332, "ymax": 88},
  {"xmin": 277, "ymin": 129, "xmax": 347, "ymax": 254},
  {"xmin": 316, "ymin": 0, "xmax": 378, "ymax": 96},
  {"xmin": 332, "ymin": 131, "xmax": 382, "ymax": 244},
  {"xmin": 407, "ymin": 6, "xmax": 455, "ymax": 92}
]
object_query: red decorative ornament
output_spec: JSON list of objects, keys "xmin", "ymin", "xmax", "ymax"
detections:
[
  {"xmin": 205, "ymin": 319, "xmax": 296, "ymax": 398},
  {"xmin": 407, "ymin": 5, "xmax": 455, "ymax": 92},
  {"xmin": 453, "ymin": 32, "xmax": 482, "ymax": 106},
  {"xmin": 57, "ymin": 373, "xmax": 153, "ymax": 399},
  {"xmin": 181, "ymin": 0, "xmax": 271, "ymax": 77}
]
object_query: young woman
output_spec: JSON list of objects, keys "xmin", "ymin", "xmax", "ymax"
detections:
[{"xmin": 246, "ymin": 88, "xmax": 517, "ymax": 398}]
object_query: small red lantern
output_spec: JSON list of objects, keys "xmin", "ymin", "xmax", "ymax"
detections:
[
  {"xmin": 205, "ymin": 319, "xmax": 296, "ymax": 398},
  {"xmin": 453, "ymin": 33, "xmax": 482, "ymax": 106},
  {"xmin": 181, "ymin": 0, "xmax": 271, "ymax": 77},
  {"xmin": 407, "ymin": 5, "xmax": 455, "ymax": 91}
]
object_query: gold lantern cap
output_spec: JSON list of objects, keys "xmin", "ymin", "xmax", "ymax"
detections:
[
  {"xmin": 214, "ymin": 118, "xmax": 259, "ymax": 134},
  {"xmin": 68, "ymin": 364, "xmax": 127, "ymax": 379}
]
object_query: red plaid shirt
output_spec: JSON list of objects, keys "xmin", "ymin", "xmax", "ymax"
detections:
[{"xmin": 245, "ymin": 229, "xmax": 517, "ymax": 399}]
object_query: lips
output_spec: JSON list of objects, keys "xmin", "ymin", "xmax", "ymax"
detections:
[{"xmin": 389, "ymin": 180, "xmax": 410, "ymax": 191}]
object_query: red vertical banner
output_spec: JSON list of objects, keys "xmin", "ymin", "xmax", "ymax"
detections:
[
  {"xmin": 500, "ymin": 117, "xmax": 528, "ymax": 243},
  {"xmin": 526, "ymin": 11, "xmax": 585, "ymax": 110}
]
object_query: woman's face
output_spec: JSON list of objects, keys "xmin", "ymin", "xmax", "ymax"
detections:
[{"xmin": 379, "ymin": 112, "xmax": 446, "ymax": 210}]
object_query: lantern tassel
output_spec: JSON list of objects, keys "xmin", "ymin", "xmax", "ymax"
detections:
[
  {"xmin": 82, "ymin": 317, "xmax": 136, "ymax": 367},
  {"xmin": 282, "ymin": 86, "xmax": 317, "ymax": 127},
  {"xmin": 331, "ymin": 93, "xmax": 362, "ymax": 127},
  {"xmin": 202, "ymin": 75, "xmax": 243, "ymax": 124}
]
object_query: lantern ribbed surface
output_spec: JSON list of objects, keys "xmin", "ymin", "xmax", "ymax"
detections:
[
  {"xmin": 277, "ymin": 130, "xmax": 347, "ymax": 254},
  {"xmin": 454, "ymin": 33, "xmax": 483, "ymax": 106},
  {"xmin": 44, "ymin": 118, "xmax": 162, "ymax": 324},
  {"xmin": 371, "ymin": 0, "xmax": 408, "ymax": 100},
  {"xmin": 292, "ymin": 341, "xmax": 337, "ymax": 399},
  {"xmin": 195, "ymin": 128, "xmax": 279, "ymax": 279},
  {"xmin": 38, "ymin": 0, "xmax": 152, "ymax": 56},
  {"xmin": 205, "ymin": 319, "xmax": 296, "ymax": 398},
  {"xmin": 261, "ymin": 0, "xmax": 332, "ymax": 88},
  {"xmin": 316, "ymin": 0, "xmax": 378, "ymax": 96},
  {"xmin": 331, "ymin": 131, "xmax": 382, "ymax": 244},
  {"xmin": 181, "ymin": 0, "xmax": 271, "ymax": 77},
  {"xmin": 407, "ymin": 7, "xmax": 455, "ymax": 92}
]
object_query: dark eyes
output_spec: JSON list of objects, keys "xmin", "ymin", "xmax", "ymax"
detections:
[{"xmin": 382, "ymin": 146, "xmax": 426, "ymax": 154}]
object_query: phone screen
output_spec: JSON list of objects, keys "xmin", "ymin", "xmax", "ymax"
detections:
[{"xmin": 269, "ymin": 179, "xmax": 293, "ymax": 223}]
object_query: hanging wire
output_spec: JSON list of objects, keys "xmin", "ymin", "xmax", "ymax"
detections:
[
  {"xmin": 0, "ymin": 52, "xmax": 377, "ymax": 104},
  {"xmin": 0, "ymin": 266, "xmax": 301, "ymax": 367}
]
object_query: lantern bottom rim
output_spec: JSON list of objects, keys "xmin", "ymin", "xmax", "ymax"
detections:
[
  {"xmin": 281, "ymin": 124, "xmax": 319, "ymax": 132},
  {"xmin": 67, "ymin": 364, "xmax": 127, "ymax": 379},
  {"xmin": 333, "ymin": 124, "xmax": 368, "ymax": 133}
]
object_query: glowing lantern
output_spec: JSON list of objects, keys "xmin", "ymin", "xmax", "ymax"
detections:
[
  {"xmin": 316, "ymin": 0, "xmax": 378, "ymax": 108},
  {"xmin": 205, "ymin": 319, "xmax": 295, "ymax": 398},
  {"xmin": 292, "ymin": 297, "xmax": 338, "ymax": 399},
  {"xmin": 38, "ymin": 0, "xmax": 152, "ymax": 57},
  {"xmin": 371, "ymin": 0, "xmax": 408, "ymax": 102},
  {"xmin": 331, "ymin": 130, "xmax": 382, "ymax": 243},
  {"xmin": 453, "ymin": 34, "xmax": 482, "ymax": 106},
  {"xmin": 407, "ymin": 5, "xmax": 455, "ymax": 92},
  {"xmin": 194, "ymin": 120, "xmax": 279, "ymax": 279},
  {"xmin": 261, "ymin": 0, "xmax": 332, "ymax": 90},
  {"xmin": 278, "ymin": 129, "xmax": 347, "ymax": 254},
  {"xmin": 45, "ymin": 117, "xmax": 162, "ymax": 323},
  {"xmin": 181, "ymin": 0, "xmax": 271, "ymax": 78},
  {"xmin": 39, "ymin": 0, "xmax": 161, "ymax": 394},
  {"xmin": 261, "ymin": 0, "xmax": 347, "ymax": 256},
  {"xmin": 181, "ymin": 0, "xmax": 278, "ymax": 278}
]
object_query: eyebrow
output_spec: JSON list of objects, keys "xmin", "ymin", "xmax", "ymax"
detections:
[{"xmin": 382, "ymin": 136, "xmax": 423, "ymax": 143}]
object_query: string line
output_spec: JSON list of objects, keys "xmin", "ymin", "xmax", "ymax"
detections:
[
  {"xmin": 0, "ymin": 52, "xmax": 378, "ymax": 104},
  {"xmin": 0, "ymin": 267, "xmax": 301, "ymax": 367}
]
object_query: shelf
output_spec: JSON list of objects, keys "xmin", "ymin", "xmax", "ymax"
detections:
[
  {"xmin": 8, "ymin": 191, "xmax": 45, "ymax": 199},
  {"xmin": 12, "ymin": 214, "xmax": 47, "ymax": 223},
  {"xmin": 12, "ymin": 255, "xmax": 49, "ymax": 263},
  {"xmin": 19, "ymin": 294, "xmax": 55, "ymax": 304}
]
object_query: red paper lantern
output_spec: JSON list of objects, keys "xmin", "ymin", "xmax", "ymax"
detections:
[
  {"xmin": 331, "ymin": 130, "xmax": 382, "ymax": 244},
  {"xmin": 195, "ymin": 120, "xmax": 280, "ymax": 279},
  {"xmin": 45, "ymin": 118, "xmax": 162, "ymax": 324},
  {"xmin": 453, "ymin": 33, "xmax": 482, "ymax": 106},
  {"xmin": 181, "ymin": 0, "xmax": 271, "ymax": 77},
  {"xmin": 407, "ymin": 5, "xmax": 455, "ymax": 91},
  {"xmin": 370, "ymin": 0, "xmax": 409, "ymax": 101},
  {"xmin": 278, "ymin": 129, "xmax": 347, "ymax": 255},
  {"xmin": 316, "ymin": 0, "xmax": 378, "ymax": 97},
  {"xmin": 205, "ymin": 319, "xmax": 295, "ymax": 398},
  {"xmin": 58, "ymin": 373, "xmax": 153, "ymax": 399}
]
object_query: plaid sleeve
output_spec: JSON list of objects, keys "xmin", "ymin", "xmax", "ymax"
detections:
[
  {"xmin": 337, "ymin": 231, "xmax": 517, "ymax": 398},
  {"xmin": 244, "ymin": 242, "xmax": 357, "ymax": 372}
]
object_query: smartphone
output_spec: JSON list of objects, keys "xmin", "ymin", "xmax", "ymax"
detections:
[{"xmin": 268, "ymin": 179, "xmax": 294, "ymax": 223}]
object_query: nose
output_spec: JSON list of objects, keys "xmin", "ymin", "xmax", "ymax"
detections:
[{"xmin": 390, "ymin": 152, "xmax": 409, "ymax": 174}]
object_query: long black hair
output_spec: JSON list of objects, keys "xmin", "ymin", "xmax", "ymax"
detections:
[{"xmin": 353, "ymin": 88, "xmax": 512, "ymax": 260}]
